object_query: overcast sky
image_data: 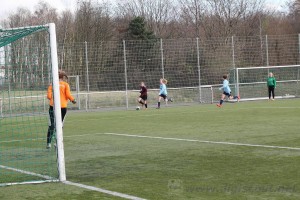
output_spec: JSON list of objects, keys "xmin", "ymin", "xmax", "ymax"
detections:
[
  {"xmin": 0, "ymin": 0, "xmax": 77, "ymax": 19},
  {"xmin": 0, "ymin": 0, "xmax": 290, "ymax": 20}
]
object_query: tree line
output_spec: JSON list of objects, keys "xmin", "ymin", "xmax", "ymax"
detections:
[{"xmin": 2, "ymin": 0, "xmax": 299, "ymax": 42}]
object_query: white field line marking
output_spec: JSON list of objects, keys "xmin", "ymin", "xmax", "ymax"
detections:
[
  {"xmin": 0, "ymin": 164, "xmax": 147, "ymax": 200},
  {"xmin": 101, "ymin": 133, "xmax": 300, "ymax": 151},
  {"xmin": 1, "ymin": 131, "xmax": 300, "ymax": 151},
  {"xmin": 64, "ymin": 181, "xmax": 147, "ymax": 200},
  {"xmin": 0, "ymin": 132, "xmax": 97, "ymax": 143},
  {"xmin": 67, "ymin": 106, "xmax": 300, "ymax": 124},
  {"xmin": 0, "ymin": 164, "xmax": 55, "ymax": 180},
  {"xmin": 0, "ymin": 133, "xmax": 96, "ymax": 143},
  {"xmin": 0, "ymin": 138, "xmax": 44, "ymax": 144},
  {"xmin": 0, "ymin": 180, "xmax": 58, "ymax": 187},
  {"xmin": 2, "ymin": 106, "xmax": 299, "ymax": 127},
  {"xmin": 1, "ymin": 104, "xmax": 298, "ymax": 143},
  {"xmin": 0, "ymin": 133, "xmax": 104, "ymax": 144}
]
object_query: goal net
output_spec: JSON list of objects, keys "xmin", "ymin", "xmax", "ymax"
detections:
[
  {"xmin": 0, "ymin": 24, "xmax": 65, "ymax": 186},
  {"xmin": 230, "ymin": 65, "xmax": 300, "ymax": 101}
]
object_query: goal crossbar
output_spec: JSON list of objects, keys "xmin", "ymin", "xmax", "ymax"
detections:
[
  {"xmin": 236, "ymin": 64, "xmax": 300, "ymax": 70},
  {"xmin": 0, "ymin": 25, "xmax": 49, "ymax": 48}
]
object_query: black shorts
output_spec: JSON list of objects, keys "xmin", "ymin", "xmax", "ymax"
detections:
[
  {"xmin": 159, "ymin": 94, "xmax": 167, "ymax": 99},
  {"xmin": 140, "ymin": 95, "xmax": 147, "ymax": 101},
  {"xmin": 48, "ymin": 106, "xmax": 67, "ymax": 126},
  {"xmin": 223, "ymin": 92, "xmax": 231, "ymax": 97},
  {"xmin": 268, "ymin": 86, "xmax": 275, "ymax": 90}
]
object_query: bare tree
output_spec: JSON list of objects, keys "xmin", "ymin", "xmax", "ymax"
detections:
[
  {"xmin": 287, "ymin": 0, "xmax": 300, "ymax": 33},
  {"xmin": 178, "ymin": 0, "xmax": 266, "ymax": 39},
  {"xmin": 74, "ymin": 1, "xmax": 94, "ymax": 42},
  {"xmin": 178, "ymin": 0, "xmax": 206, "ymax": 38},
  {"xmin": 115, "ymin": 0, "xmax": 176, "ymax": 38},
  {"xmin": 74, "ymin": 1, "xmax": 114, "ymax": 42},
  {"xmin": 33, "ymin": 1, "xmax": 59, "ymax": 25},
  {"xmin": 204, "ymin": 0, "xmax": 265, "ymax": 38},
  {"xmin": 6, "ymin": 8, "xmax": 33, "ymax": 28}
]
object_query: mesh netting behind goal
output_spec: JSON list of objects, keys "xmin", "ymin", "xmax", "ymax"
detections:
[{"xmin": 0, "ymin": 25, "xmax": 60, "ymax": 185}]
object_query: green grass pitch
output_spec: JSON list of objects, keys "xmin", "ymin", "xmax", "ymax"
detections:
[{"xmin": 1, "ymin": 99, "xmax": 300, "ymax": 200}]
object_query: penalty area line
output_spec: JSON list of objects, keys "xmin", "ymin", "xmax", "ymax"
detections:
[
  {"xmin": 0, "ymin": 165, "xmax": 146, "ymax": 200},
  {"xmin": 64, "ymin": 181, "xmax": 147, "ymax": 200},
  {"xmin": 101, "ymin": 133, "xmax": 300, "ymax": 151},
  {"xmin": 0, "ymin": 164, "xmax": 54, "ymax": 180}
]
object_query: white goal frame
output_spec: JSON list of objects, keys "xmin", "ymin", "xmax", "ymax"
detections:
[
  {"xmin": 234, "ymin": 65, "xmax": 300, "ymax": 101},
  {"xmin": 49, "ymin": 23, "xmax": 66, "ymax": 182},
  {"xmin": 1, "ymin": 23, "xmax": 66, "ymax": 183}
]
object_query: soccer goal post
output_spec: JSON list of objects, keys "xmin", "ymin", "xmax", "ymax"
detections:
[
  {"xmin": 230, "ymin": 65, "xmax": 300, "ymax": 101},
  {"xmin": 0, "ymin": 23, "xmax": 66, "ymax": 186}
]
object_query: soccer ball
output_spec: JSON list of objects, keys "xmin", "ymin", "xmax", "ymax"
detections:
[{"xmin": 136, "ymin": 106, "xmax": 141, "ymax": 110}]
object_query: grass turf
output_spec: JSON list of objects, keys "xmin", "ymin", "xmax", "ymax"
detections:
[{"xmin": 1, "ymin": 99, "xmax": 300, "ymax": 199}]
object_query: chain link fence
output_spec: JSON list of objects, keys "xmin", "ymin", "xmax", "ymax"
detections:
[
  {"xmin": 1, "ymin": 34, "xmax": 300, "ymax": 112},
  {"xmin": 57, "ymin": 34, "xmax": 300, "ymax": 110}
]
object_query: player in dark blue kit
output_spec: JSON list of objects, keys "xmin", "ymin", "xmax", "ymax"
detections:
[{"xmin": 137, "ymin": 82, "xmax": 148, "ymax": 109}]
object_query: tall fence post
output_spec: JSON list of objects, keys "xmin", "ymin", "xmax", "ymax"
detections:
[
  {"xmin": 231, "ymin": 36, "xmax": 238, "ymax": 96},
  {"xmin": 123, "ymin": 40, "xmax": 129, "ymax": 110},
  {"xmin": 43, "ymin": 97, "xmax": 46, "ymax": 112},
  {"xmin": 232, "ymin": 36, "xmax": 236, "ymax": 69},
  {"xmin": 0, "ymin": 98, "xmax": 3, "ymax": 118},
  {"xmin": 160, "ymin": 38, "xmax": 165, "ymax": 79},
  {"xmin": 298, "ymin": 34, "xmax": 300, "ymax": 64},
  {"xmin": 8, "ymin": 80, "xmax": 11, "ymax": 115},
  {"xmin": 297, "ymin": 34, "xmax": 300, "ymax": 97},
  {"xmin": 259, "ymin": 15, "xmax": 264, "ymax": 65},
  {"xmin": 266, "ymin": 35, "xmax": 269, "ymax": 67},
  {"xmin": 236, "ymin": 68, "xmax": 240, "ymax": 97},
  {"xmin": 84, "ymin": 41, "xmax": 90, "ymax": 111},
  {"xmin": 196, "ymin": 38, "xmax": 202, "ymax": 103},
  {"xmin": 5, "ymin": 46, "xmax": 12, "ymax": 115},
  {"xmin": 76, "ymin": 75, "xmax": 80, "ymax": 110}
]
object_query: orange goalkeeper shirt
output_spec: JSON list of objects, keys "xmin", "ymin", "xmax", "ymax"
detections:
[{"xmin": 47, "ymin": 81, "xmax": 75, "ymax": 108}]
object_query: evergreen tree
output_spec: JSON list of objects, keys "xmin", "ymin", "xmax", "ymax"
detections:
[{"xmin": 128, "ymin": 17, "xmax": 156, "ymax": 40}]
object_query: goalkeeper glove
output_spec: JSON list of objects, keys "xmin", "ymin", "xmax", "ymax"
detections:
[{"xmin": 72, "ymin": 99, "xmax": 77, "ymax": 104}]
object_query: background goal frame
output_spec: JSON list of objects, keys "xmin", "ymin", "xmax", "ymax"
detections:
[{"xmin": 232, "ymin": 65, "xmax": 300, "ymax": 101}]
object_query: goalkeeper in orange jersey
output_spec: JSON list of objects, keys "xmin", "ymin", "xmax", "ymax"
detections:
[
  {"xmin": 46, "ymin": 70, "xmax": 76, "ymax": 149},
  {"xmin": 137, "ymin": 82, "xmax": 148, "ymax": 109}
]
